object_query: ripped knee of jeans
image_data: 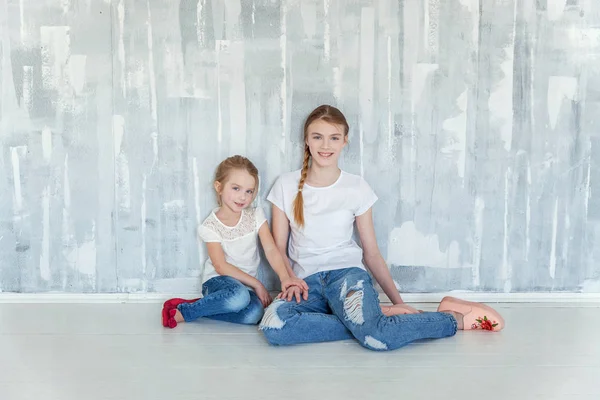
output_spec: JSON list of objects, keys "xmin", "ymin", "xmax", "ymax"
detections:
[
  {"xmin": 258, "ymin": 299, "xmax": 286, "ymax": 330},
  {"xmin": 340, "ymin": 279, "xmax": 365, "ymax": 325},
  {"xmin": 364, "ymin": 335, "xmax": 388, "ymax": 350}
]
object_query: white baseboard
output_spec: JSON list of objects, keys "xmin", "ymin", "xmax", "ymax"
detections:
[
  {"xmin": 379, "ymin": 292, "xmax": 600, "ymax": 304},
  {"xmin": 0, "ymin": 291, "xmax": 599, "ymax": 304},
  {"xmin": 0, "ymin": 292, "xmax": 197, "ymax": 304}
]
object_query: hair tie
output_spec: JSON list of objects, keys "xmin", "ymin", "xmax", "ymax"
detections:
[{"xmin": 298, "ymin": 188, "xmax": 303, "ymax": 192}]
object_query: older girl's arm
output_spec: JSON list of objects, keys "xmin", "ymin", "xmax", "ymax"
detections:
[{"xmin": 355, "ymin": 208, "xmax": 405, "ymax": 305}]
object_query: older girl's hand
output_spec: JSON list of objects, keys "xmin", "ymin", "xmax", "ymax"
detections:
[{"xmin": 276, "ymin": 285, "xmax": 308, "ymax": 303}]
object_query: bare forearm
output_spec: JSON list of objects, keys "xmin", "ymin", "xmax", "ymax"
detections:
[
  {"xmin": 364, "ymin": 254, "xmax": 404, "ymax": 304},
  {"xmin": 273, "ymin": 244, "xmax": 296, "ymax": 278},
  {"xmin": 282, "ymin": 258, "xmax": 296, "ymax": 278},
  {"xmin": 264, "ymin": 248, "xmax": 291, "ymax": 282},
  {"xmin": 215, "ymin": 262, "xmax": 261, "ymax": 289}
]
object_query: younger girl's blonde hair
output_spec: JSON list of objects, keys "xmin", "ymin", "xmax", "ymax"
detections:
[
  {"xmin": 213, "ymin": 155, "xmax": 259, "ymax": 205},
  {"xmin": 292, "ymin": 105, "xmax": 349, "ymax": 227}
]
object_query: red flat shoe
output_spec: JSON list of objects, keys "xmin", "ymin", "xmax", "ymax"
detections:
[
  {"xmin": 167, "ymin": 308, "xmax": 179, "ymax": 329},
  {"xmin": 161, "ymin": 298, "xmax": 199, "ymax": 327}
]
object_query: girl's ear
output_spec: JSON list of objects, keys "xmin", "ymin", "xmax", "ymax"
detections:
[{"xmin": 214, "ymin": 181, "xmax": 223, "ymax": 205}]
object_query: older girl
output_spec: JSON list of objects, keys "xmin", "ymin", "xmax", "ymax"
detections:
[{"xmin": 259, "ymin": 105, "xmax": 504, "ymax": 350}]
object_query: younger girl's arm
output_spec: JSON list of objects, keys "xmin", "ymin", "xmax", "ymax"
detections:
[
  {"xmin": 205, "ymin": 242, "xmax": 272, "ymax": 306},
  {"xmin": 356, "ymin": 208, "xmax": 418, "ymax": 312},
  {"xmin": 270, "ymin": 205, "xmax": 296, "ymax": 278},
  {"xmin": 271, "ymin": 204, "xmax": 308, "ymax": 302},
  {"xmin": 258, "ymin": 222, "xmax": 309, "ymax": 297}
]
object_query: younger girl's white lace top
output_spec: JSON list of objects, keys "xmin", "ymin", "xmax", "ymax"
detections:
[{"xmin": 197, "ymin": 207, "xmax": 267, "ymax": 284}]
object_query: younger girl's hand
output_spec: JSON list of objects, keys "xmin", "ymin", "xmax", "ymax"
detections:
[{"xmin": 254, "ymin": 284, "xmax": 272, "ymax": 307}]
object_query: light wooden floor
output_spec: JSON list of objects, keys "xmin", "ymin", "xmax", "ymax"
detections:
[{"xmin": 1, "ymin": 302, "xmax": 599, "ymax": 400}]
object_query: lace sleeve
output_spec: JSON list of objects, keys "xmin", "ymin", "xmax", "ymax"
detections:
[
  {"xmin": 197, "ymin": 224, "xmax": 221, "ymax": 243},
  {"xmin": 254, "ymin": 206, "xmax": 267, "ymax": 231},
  {"xmin": 201, "ymin": 210, "xmax": 257, "ymax": 241}
]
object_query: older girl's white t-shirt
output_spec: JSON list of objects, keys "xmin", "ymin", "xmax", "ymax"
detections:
[
  {"xmin": 197, "ymin": 207, "xmax": 267, "ymax": 284},
  {"xmin": 267, "ymin": 169, "xmax": 378, "ymax": 279}
]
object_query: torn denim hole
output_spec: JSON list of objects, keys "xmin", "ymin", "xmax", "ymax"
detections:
[
  {"xmin": 340, "ymin": 279, "xmax": 365, "ymax": 325},
  {"xmin": 258, "ymin": 299, "xmax": 286, "ymax": 330},
  {"xmin": 364, "ymin": 335, "xmax": 388, "ymax": 350}
]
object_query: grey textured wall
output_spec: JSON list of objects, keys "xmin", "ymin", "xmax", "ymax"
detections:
[{"xmin": 1, "ymin": 0, "xmax": 599, "ymax": 294}]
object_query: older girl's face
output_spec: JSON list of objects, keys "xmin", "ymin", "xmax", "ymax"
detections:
[{"xmin": 305, "ymin": 120, "xmax": 347, "ymax": 168}]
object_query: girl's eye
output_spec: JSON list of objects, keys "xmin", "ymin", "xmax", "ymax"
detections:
[
  {"xmin": 247, "ymin": 190, "xmax": 254, "ymax": 194},
  {"xmin": 233, "ymin": 187, "xmax": 239, "ymax": 191},
  {"xmin": 332, "ymin": 137, "xmax": 339, "ymax": 140}
]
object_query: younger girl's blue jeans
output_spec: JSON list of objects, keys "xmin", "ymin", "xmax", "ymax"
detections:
[{"xmin": 177, "ymin": 275, "xmax": 264, "ymax": 325}]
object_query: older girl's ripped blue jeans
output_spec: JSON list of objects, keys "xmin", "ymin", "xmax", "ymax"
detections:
[
  {"xmin": 259, "ymin": 267, "xmax": 457, "ymax": 351},
  {"xmin": 177, "ymin": 275, "xmax": 264, "ymax": 325}
]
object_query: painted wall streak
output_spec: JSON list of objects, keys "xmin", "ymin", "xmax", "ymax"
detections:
[{"xmin": 0, "ymin": 0, "xmax": 599, "ymax": 294}]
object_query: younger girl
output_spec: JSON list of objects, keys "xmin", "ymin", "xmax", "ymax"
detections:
[
  {"xmin": 259, "ymin": 105, "xmax": 504, "ymax": 350},
  {"xmin": 162, "ymin": 155, "xmax": 308, "ymax": 328}
]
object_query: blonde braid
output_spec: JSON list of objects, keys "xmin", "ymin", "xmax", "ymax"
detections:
[{"xmin": 292, "ymin": 145, "xmax": 311, "ymax": 227}]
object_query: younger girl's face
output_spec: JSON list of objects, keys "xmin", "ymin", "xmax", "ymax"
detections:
[
  {"xmin": 305, "ymin": 119, "xmax": 347, "ymax": 168},
  {"xmin": 215, "ymin": 169, "xmax": 256, "ymax": 213}
]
